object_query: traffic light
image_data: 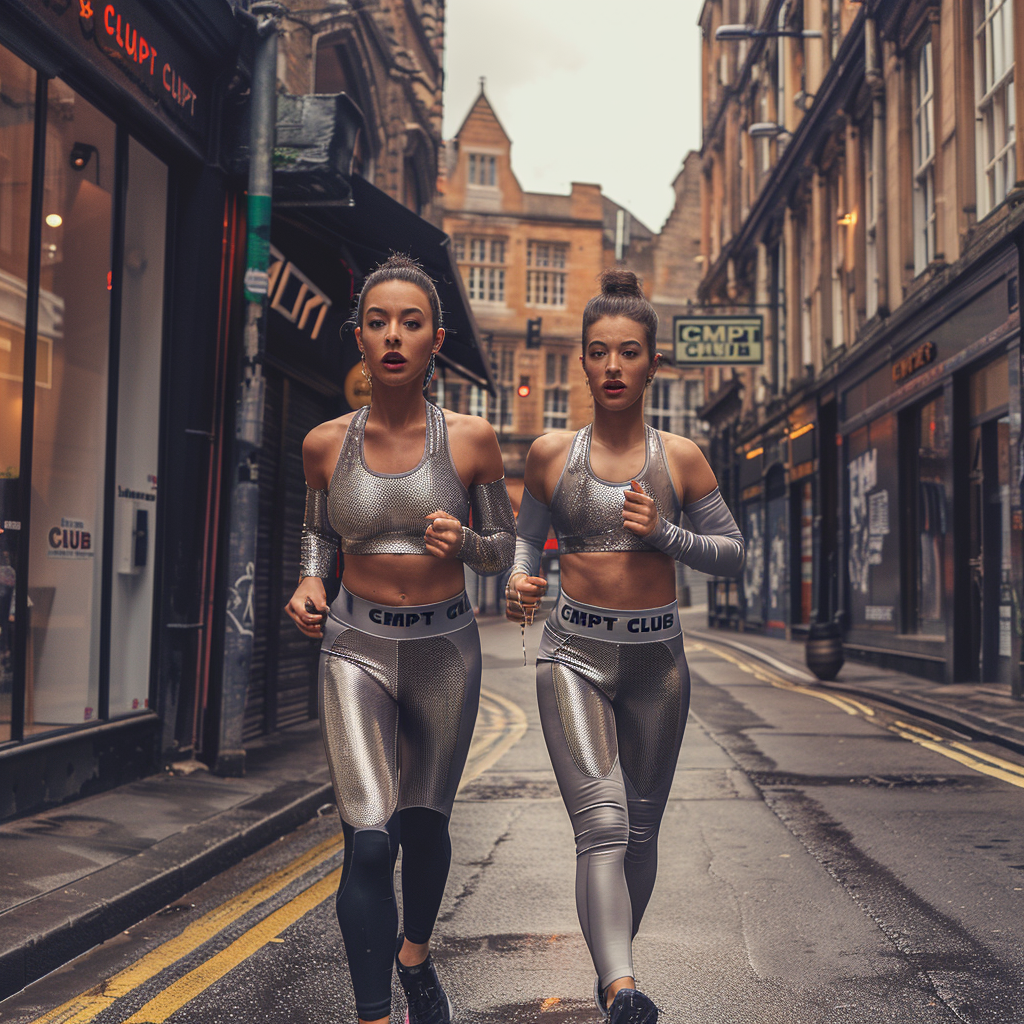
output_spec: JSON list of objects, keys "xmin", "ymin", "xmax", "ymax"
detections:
[
  {"xmin": 517, "ymin": 375, "xmax": 531, "ymax": 398},
  {"xmin": 526, "ymin": 317, "xmax": 542, "ymax": 348}
]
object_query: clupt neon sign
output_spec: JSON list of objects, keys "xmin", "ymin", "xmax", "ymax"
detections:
[
  {"xmin": 99, "ymin": 2, "xmax": 198, "ymax": 117},
  {"xmin": 31, "ymin": 0, "xmax": 208, "ymax": 137}
]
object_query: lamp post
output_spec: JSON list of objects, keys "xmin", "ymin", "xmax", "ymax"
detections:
[{"xmin": 715, "ymin": 24, "xmax": 823, "ymax": 40}]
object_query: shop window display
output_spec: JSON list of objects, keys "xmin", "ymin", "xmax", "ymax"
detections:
[
  {"xmin": 0, "ymin": 47, "xmax": 36, "ymax": 742},
  {"xmin": 108, "ymin": 139, "xmax": 166, "ymax": 715},
  {"xmin": 26, "ymin": 81, "xmax": 115, "ymax": 730}
]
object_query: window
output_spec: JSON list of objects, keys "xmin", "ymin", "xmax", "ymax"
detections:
[
  {"xmin": 487, "ymin": 348, "xmax": 514, "ymax": 431},
  {"xmin": 459, "ymin": 235, "xmax": 506, "ymax": 304},
  {"xmin": 909, "ymin": 394, "xmax": 949, "ymax": 636},
  {"xmin": 543, "ymin": 349, "xmax": 570, "ymax": 429},
  {"xmin": 467, "ymin": 152, "xmax": 496, "ymax": 187},
  {"xmin": 912, "ymin": 39, "xmax": 936, "ymax": 273},
  {"xmin": 527, "ymin": 241, "xmax": 568, "ymax": 308},
  {"xmin": 469, "ymin": 385, "xmax": 487, "ymax": 419},
  {"xmin": 864, "ymin": 125, "xmax": 879, "ymax": 318},
  {"xmin": 647, "ymin": 379, "xmax": 673, "ymax": 432},
  {"xmin": 975, "ymin": 0, "xmax": 1016, "ymax": 217},
  {"xmin": 0, "ymin": 60, "xmax": 168, "ymax": 742},
  {"xmin": 683, "ymin": 378, "xmax": 706, "ymax": 437}
]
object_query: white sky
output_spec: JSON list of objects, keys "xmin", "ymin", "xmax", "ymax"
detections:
[{"xmin": 442, "ymin": 0, "xmax": 706, "ymax": 234}]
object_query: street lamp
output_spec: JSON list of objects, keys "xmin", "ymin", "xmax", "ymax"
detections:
[
  {"xmin": 715, "ymin": 24, "xmax": 824, "ymax": 40},
  {"xmin": 748, "ymin": 122, "xmax": 792, "ymax": 140}
]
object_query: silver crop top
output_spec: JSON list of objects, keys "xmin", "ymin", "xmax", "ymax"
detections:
[
  {"xmin": 326, "ymin": 403, "xmax": 470, "ymax": 554},
  {"xmin": 550, "ymin": 423, "xmax": 682, "ymax": 553}
]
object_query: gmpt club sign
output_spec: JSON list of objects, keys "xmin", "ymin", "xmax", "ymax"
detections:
[{"xmin": 673, "ymin": 315, "xmax": 764, "ymax": 365}]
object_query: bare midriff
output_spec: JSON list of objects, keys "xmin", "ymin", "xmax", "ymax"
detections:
[
  {"xmin": 558, "ymin": 550, "xmax": 677, "ymax": 611},
  {"xmin": 342, "ymin": 553, "xmax": 467, "ymax": 606}
]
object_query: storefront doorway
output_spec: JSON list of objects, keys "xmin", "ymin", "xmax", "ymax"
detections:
[{"xmin": 966, "ymin": 356, "xmax": 1011, "ymax": 685}]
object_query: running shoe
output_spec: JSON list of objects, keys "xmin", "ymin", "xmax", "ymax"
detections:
[
  {"xmin": 594, "ymin": 977, "xmax": 610, "ymax": 1019},
  {"xmin": 395, "ymin": 934, "xmax": 453, "ymax": 1024},
  {"xmin": 607, "ymin": 988, "xmax": 659, "ymax": 1024}
]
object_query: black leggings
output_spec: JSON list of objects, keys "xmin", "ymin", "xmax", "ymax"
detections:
[{"xmin": 336, "ymin": 807, "xmax": 453, "ymax": 1020}]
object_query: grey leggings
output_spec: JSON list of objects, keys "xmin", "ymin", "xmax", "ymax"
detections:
[
  {"xmin": 319, "ymin": 586, "xmax": 481, "ymax": 1019},
  {"xmin": 537, "ymin": 613, "xmax": 689, "ymax": 989}
]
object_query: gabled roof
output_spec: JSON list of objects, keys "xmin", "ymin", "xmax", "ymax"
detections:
[{"xmin": 452, "ymin": 84, "xmax": 512, "ymax": 143}]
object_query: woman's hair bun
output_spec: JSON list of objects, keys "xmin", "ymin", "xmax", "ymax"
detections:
[
  {"xmin": 378, "ymin": 251, "xmax": 422, "ymax": 272},
  {"xmin": 599, "ymin": 268, "xmax": 644, "ymax": 298}
]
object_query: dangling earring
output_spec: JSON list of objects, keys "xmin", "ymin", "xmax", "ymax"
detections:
[
  {"xmin": 423, "ymin": 351, "xmax": 437, "ymax": 391},
  {"xmin": 360, "ymin": 352, "xmax": 372, "ymax": 395},
  {"xmin": 645, "ymin": 376, "xmax": 654, "ymax": 387}
]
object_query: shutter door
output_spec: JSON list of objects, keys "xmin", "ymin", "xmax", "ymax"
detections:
[
  {"xmin": 244, "ymin": 373, "xmax": 338, "ymax": 741},
  {"xmin": 243, "ymin": 369, "xmax": 284, "ymax": 741}
]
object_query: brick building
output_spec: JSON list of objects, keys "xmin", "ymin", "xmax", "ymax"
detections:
[
  {"xmin": 698, "ymin": 0, "xmax": 1024, "ymax": 701},
  {"xmin": 441, "ymin": 87, "xmax": 708, "ymax": 497}
]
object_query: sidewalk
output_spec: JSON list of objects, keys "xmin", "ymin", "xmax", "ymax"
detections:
[
  {"xmin": 0, "ymin": 721, "xmax": 333, "ymax": 1000},
  {"xmin": 680, "ymin": 607, "xmax": 1024, "ymax": 757}
]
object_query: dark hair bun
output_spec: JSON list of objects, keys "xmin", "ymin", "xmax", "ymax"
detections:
[
  {"xmin": 378, "ymin": 251, "xmax": 423, "ymax": 272},
  {"xmin": 599, "ymin": 268, "xmax": 644, "ymax": 298}
]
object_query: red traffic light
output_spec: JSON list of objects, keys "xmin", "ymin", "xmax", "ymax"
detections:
[{"xmin": 517, "ymin": 383, "xmax": 531, "ymax": 398}]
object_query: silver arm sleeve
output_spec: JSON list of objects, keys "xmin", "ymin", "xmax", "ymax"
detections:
[
  {"xmin": 646, "ymin": 486, "xmax": 745, "ymax": 577},
  {"xmin": 510, "ymin": 486, "xmax": 551, "ymax": 579},
  {"xmin": 458, "ymin": 478, "xmax": 517, "ymax": 576},
  {"xmin": 299, "ymin": 486, "xmax": 340, "ymax": 581}
]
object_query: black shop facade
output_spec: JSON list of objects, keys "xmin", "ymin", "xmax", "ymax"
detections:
[
  {"xmin": 0, "ymin": 0, "xmax": 254, "ymax": 820},
  {"xmin": 831, "ymin": 243, "xmax": 1022, "ymax": 693}
]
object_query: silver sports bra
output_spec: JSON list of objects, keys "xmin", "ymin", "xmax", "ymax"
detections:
[
  {"xmin": 327, "ymin": 403, "xmax": 470, "ymax": 555},
  {"xmin": 550, "ymin": 424, "xmax": 682, "ymax": 553}
]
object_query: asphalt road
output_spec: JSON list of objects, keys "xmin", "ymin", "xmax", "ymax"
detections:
[{"xmin": 2, "ymin": 615, "xmax": 1023, "ymax": 1024}]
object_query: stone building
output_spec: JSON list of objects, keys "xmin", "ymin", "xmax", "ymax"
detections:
[
  {"xmin": 440, "ymin": 86, "xmax": 705, "ymax": 501},
  {"xmin": 698, "ymin": 0, "xmax": 1024, "ymax": 700},
  {"xmin": 276, "ymin": 0, "xmax": 446, "ymax": 224}
]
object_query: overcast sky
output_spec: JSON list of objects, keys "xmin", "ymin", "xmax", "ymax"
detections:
[{"xmin": 442, "ymin": 1, "xmax": 705, "ymax": 234}]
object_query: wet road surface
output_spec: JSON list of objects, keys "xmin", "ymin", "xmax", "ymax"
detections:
[{"xmin": 2, "ymin": 616, "xmax": 1023, "ymax": 1023}]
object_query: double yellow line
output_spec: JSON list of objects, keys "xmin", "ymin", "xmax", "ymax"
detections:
[
  {"xmin": 30, "ymin": 687, "xmax": 527, "ymax": 1024},
  {"xmin": 32, "ymin": 834, "xmax": 343, "ymax": 1024},
  {"xmin": 690, "ymin": 640, "xmax": 1024, "ymax": 791}
]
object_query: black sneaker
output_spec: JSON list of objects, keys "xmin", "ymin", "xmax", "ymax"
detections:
[
  {"xmin": 594, "ymin": 977, "xmax": 610, "ymax": 1019},
  {"xmin": 395, "ymin": 935, "xmax": 453, "ymax": 1024},
  {"xmin": 607, "ymin": 988, "xmax": 659, "ymax": 1024}
]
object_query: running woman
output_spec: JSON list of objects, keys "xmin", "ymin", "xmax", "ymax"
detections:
[
  {"xmin": 506, "ymin": 270, "xmax": 744, "ymax": 1023},
  {"xmin": 286, "ymin": 254, "xmax": 515, "ymax": 1024}
]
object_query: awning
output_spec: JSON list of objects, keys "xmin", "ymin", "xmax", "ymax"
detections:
[
  {"xmin": 268, "ymin": 94, "xmax": 492, "ymax": 392},
  {"xmin": 277, "ymin": 175, "xmax": 493, "ymax": 392}
]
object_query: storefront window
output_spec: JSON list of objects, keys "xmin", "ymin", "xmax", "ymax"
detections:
[
  {"xmin": 109, "ymin": 139, "xmax": 166, "ymax": 715},
  {"xmin": 0, "ymin": 46, "xmax": 36, "ymax": 743},
  {"xmin": 968, "ymin": 355, "xmax": 1012, "ymax": 682},
  {"xmin": 847, "ymin": 414, "xmax": 898, "ymax": 630},
  {"xmin": 26, "ymin": 82, "xmax": 115, "ymax": 732},
  {"xmin": 913, "ymin": 394, "xmax": 949, "ymax": 636}
]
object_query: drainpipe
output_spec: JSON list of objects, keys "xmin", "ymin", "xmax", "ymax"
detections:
[
  {"xmin": 866, "ymin": 17, "xmax": 888, "ymax": 317},
  {"xmin": 213, "ymin": 4, "xmax": 279, "ymax": 775}
]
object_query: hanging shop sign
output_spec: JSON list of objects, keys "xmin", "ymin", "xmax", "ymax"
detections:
[
  {"xmin": 892, "ymin": 341, "xmax": 937, "ymax": 384},
  {"xmin": 23, "ymin": 0, "xmax": 212, "ymax": 142},
  {"xmin": 673, "ymin": 315, "xmax": 763, "ymax": 365}
]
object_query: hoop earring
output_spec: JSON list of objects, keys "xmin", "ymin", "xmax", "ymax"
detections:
[
  {"xmin": 360, "ymin": 352, "xmax": 372, "ymax": 394},
  {"xmin": 423, "ymin": 352, "xmax": 437, "ymax": 391}
]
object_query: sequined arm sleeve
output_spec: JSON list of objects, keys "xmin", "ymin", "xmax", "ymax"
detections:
[
  {"xmin": 509, "ymin": 486, "xmax": 551, "ymax": 579},
  {"xmin": 458, "ymin": 478, "xmax": 517, "ymax": 576},
  {"xmin": 646, "ymin": 486, "xmax": 745, "ymax": 577},
  {"xmin": 299, "ymin": 486, "xmax": 340, "ymax": 581}
]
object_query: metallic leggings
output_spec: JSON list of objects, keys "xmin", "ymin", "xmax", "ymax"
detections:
[
  {"xmin": 319, "ymin": 586, "xmax": 481, "ymax": 1019},
  {"xmin": 537, "ymin": 595, "xmax": 690, "ymax": 990}
]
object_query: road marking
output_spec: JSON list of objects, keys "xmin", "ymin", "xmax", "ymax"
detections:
[
  {"xmin": 460, "ymin": 688, "xmax": 529, "ymax": 791},
  {"xmin": 123, "ymin": 869, "xmax": 341, "ymax": 1023},
  {"xmin": 691, "ymin": 639, "xmax": 1024, "ymax": 791},
  {"xmin": 27, "ymin": 687, "xmax": 529, "ymax": 1024},
  {"xmin": 28, "ymin": 835, "xmax": 344, "ymax": 1024}
]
